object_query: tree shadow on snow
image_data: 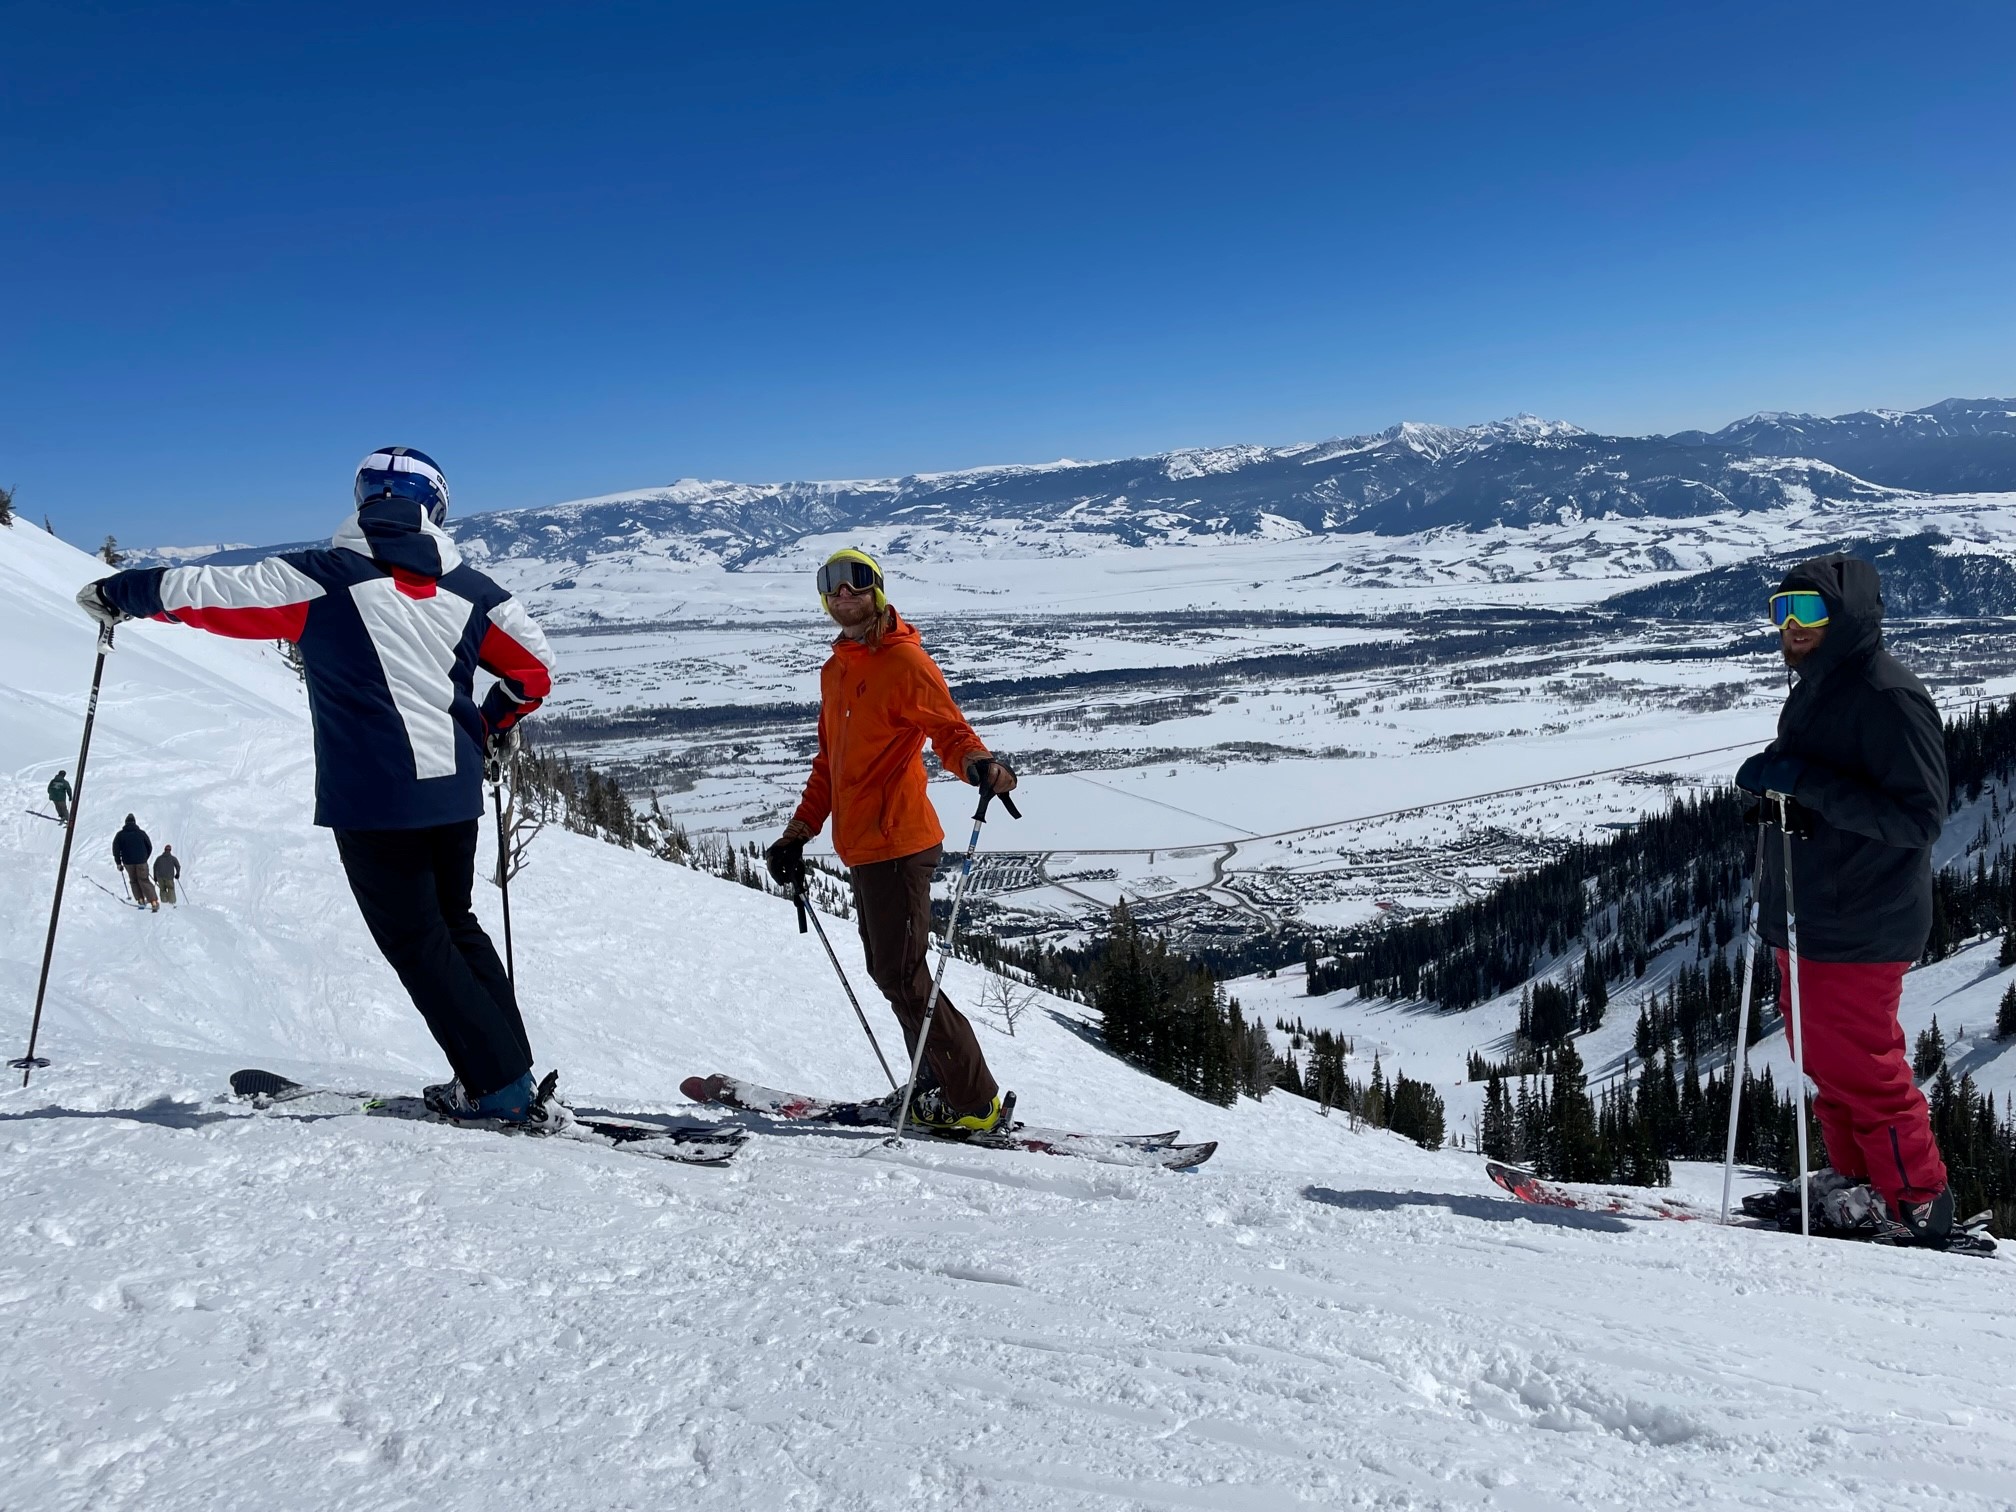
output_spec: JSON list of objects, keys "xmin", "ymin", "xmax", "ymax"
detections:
[{"xmin": 1302, "ymin": 1185, "xmax": 1633, "ymax": 1234}]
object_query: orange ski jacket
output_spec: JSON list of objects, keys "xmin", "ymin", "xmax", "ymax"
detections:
[{"xmin": 792, "ymin": 613, "xmax": 991, "ymax": 867}]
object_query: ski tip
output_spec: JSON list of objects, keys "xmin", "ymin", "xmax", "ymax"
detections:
[
  {"xmin": 230, "ymin": 1068, "xmax": 301, "ymax": 1098},
  {"xmin": 680, "ymin": 1074, "xmax": 727, "ymax": 1105}
]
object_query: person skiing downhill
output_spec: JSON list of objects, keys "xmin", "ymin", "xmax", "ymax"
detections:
[
  {"xmin": 112, "ymin": 814, "xmax": 160, "ymax": 911},
  {"xmin": 1735, "ymin": 552, "xmax": 1954, "ymax": 1246},
  {"xmin": 153, "ymin": 844, "xmax": 181, "ymax": 906},
  {"xmin": 76, "ymin": 447, "xmax": 560, "ymax": 1125},
  {"xmin": 766, "ymin": 547, "xmax": 1018, "ymax": 1133},
  {"xmin": 47, "ymin": 770, "xmax": 72, "ymax": 824}
]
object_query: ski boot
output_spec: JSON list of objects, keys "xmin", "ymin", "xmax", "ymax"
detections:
[
  {"xmin": 855, "ymin": 1072, "xmax": 941, "ymax": 1126},
  {"xmin": 424, "ymin": 1069, "xmax": 569, "ymax": 1130},
  {"xmin": 1868, "ymin": 1187, "xmax": 1955, "ymax": 1248},
  {"xmin": 1740, "ymin": 1168, "xmax": 1865, "ymax": 1229},
  {"xmin": 907, "ymin": 1087, "xmax": 1006, "ymax": 1135}
]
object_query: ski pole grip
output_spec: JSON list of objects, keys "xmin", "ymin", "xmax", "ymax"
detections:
[
  {"xmin": 970, "ymin": 759, "xmax": 1021, "ymax": 821},
  {"xmin": 793, "ymin": 882, "xmax": 808, "ymax": 934}
]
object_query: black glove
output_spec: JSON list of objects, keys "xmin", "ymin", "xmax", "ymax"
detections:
[
  {"xmin": 1744, "ymin": 795, "xmax": 1817, "ymax": 838},
  {"xmin": 1735, "ymin": 750, "xmax": 1805, "ymax": 798},
  {"xmin": 764, "ymin": 836, "xmax": 806, "ymax": 889},
  {"xmin": 965, "ymin": 754, "xmax": 1017, "ymax": 793}
]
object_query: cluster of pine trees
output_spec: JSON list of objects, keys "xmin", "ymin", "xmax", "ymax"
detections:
[
  {"xmin": 1272, "ymin": 1021, "xmax": 1446, "ymax": 1148},
  {"xmin": 1479, "ymin": 1041, "xmax": 1808, "ymax": 1187},
  {"xmin": 1092, "ymin": 904, "xmax": 1275, "ymax": 1106},
  {"xmin": 1923, "ymin": 1065, "xmax": 2016, "ymax": 1235}
]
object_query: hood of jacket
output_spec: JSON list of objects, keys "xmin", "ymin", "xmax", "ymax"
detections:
[
  {"xmin": 1778, "ymin": 552, "xmax": 1883, "ymax": 683},
  {"xmin": 331, "ymin": 498, "xmax": 464, "ymax": 579}
]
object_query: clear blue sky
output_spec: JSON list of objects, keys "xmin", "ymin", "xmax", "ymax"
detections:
[{"xmin": 6, "ymin": 1, "xmax": 2014, "ymax": 545}]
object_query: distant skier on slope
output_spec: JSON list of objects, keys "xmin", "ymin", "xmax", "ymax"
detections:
[
  {"xmin": 47, "ymin": 770, "xmax": 72, "ymax": 823},
  {"xmin": 153, "ymin": 844, "xmax": 181, "ymax": 906},
  {"xmin": 1735, "ymin": 552, "xmax": 1954, "ymax": 1246},
  {"xmin": 112, "ymin": 813, "xmax": 160, "ymax": 911},
  {"xmin": 76, "ymin": 447, "xmax": 560, "ymax": 1125},
  {"xmin": 765, "ymin": 547, "xmax": 1018, "ymax": 1133}
]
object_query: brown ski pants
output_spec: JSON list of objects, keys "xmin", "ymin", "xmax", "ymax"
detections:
[
  {"xmin": 849, "ymin": 845, "xmax": 998, "ymax": 1111},
  {"xmin": 124, "ymin": 863, "xmax": 159, "ymax": 908}
]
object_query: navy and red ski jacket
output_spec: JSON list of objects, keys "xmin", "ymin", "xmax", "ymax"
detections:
[{"xmin": 97, "ymin": 499, "xmax": 557, "ymax": 831}]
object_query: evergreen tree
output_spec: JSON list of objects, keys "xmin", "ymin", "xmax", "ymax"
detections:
[
  {"xmin": 0, "ymin": 484, "xmax": 13, "ymax": 527},
  {"xmin": 1364, "ymin": 1054, "xmax": 1387, "ymax": 1128},
  {"xmin": 99, "ymin": 534, "xmax": 123, "ymax": 566},
  {"xmin": 1999, "ymin": 983, "xmax": 2016, "ymax": 1042},
  {"xmin": 1578, "ymin": 951, "xmax": 1608, "ymax": 1033},
  {"xmin": 1388, "ymin": 1072, "xmax": 1447, "ymax": 1148},
  {"xmin": 1528, "ymin": 979, "xmax": 1576, "ymax": 1045},
  {"xmin": 1480, "ymin": 1073, "xmax": 1514, "ymax": 1160},
  {"xmin": 1912, "ymin": 1018, "xmax": 1947, "ymax": 1083},
  {"xmin": 1546, "ymin": 1038, "xmax": 1603, "ymax": 1181}
]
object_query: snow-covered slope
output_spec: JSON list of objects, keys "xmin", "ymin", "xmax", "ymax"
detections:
[{"xmin": 4, "ymin": 520, "xmax": 2015, "ymax": 1512}]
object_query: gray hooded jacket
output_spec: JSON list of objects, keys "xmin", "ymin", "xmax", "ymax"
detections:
[{"xmin": 1755, "ymin": 554, "xmax": 1947, "ymax": 962}]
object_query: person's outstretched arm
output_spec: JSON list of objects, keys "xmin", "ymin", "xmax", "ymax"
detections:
[{"xmin": 85, "ymin": 558, "xmax": 324, "ymax": 642}]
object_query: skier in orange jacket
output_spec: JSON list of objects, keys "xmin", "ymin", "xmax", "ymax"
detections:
[{"xmin": 767, "ymin": 547, "xmax": 1017, "ymax": 1132}]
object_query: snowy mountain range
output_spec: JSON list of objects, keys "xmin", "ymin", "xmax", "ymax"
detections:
[{"xmin": 151, "ymin": 398, "xmax": 2016, "ymax": 574}]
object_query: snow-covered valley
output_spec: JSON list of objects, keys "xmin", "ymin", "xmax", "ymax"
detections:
[{"xmin": 8, "ymin": 489, "xmax": 2016, "ymax": 1508}]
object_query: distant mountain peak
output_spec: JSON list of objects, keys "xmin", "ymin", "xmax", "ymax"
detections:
[{"xmin": 140, "ymin": 398, "xmax": 2016, "ymax": 571}]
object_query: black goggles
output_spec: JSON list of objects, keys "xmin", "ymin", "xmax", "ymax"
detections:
[{"xmin": 817, "ymin": 559, "xmax": 882, "ymax": 597}]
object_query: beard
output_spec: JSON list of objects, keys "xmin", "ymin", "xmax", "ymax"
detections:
[{"xmin": 828, "ymin": 594, "xmax": 881, "ymax": 635}]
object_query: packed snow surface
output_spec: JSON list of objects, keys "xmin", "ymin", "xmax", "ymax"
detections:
[{"xmin": 3, "ymin": 520, "xmax": 2013, "ymax": 1512}]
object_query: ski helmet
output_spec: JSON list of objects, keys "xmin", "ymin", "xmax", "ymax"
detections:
[
  {"xmin": 355, "ymin": 447, "xmax": 450, "ymax": 525},
  {"xmin": 816, "ymin": 547, "xmax": 887, "ymax": 612}
]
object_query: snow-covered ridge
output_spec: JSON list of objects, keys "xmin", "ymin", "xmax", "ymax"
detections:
[{"xmin": 140, "ymin": 398, "xmax": 2016, "ymax": 583}]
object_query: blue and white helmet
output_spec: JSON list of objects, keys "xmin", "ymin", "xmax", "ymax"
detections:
[{"xmin": 355, "ymin": 446, "xmax": 450, "ymax": 525}]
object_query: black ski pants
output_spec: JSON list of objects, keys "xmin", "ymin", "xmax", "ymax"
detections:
[
  {"xmin": 333, "ymin": 819, "xmax": 532, "ymax": 1099},
  {"xmin": 850, "ymin": 845, "xmax": 998, "ymax": 1111}
]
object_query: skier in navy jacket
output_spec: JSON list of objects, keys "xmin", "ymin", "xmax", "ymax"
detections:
[{"xmin": 78, "ymin": 448, "xmax": 560, "ymax": 1124}]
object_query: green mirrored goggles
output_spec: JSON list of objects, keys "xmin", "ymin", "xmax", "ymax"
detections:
[{"xmin": 1768, "ymin": 591, "xmax": 1830, "ymax": 628}]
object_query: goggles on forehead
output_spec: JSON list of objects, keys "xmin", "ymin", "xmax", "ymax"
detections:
[
  {"xmin": 1768, "ymin": 591, "xmax": 1830, "ymax": 629},
  {"xmin": 817, "ymin": 558, "xmax": 883, "ymax": 597}
]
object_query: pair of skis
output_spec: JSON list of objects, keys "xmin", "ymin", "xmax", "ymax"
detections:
[
  {"xmin": 226, "ymin": 1069, "xmax": 1219, "ymax": 1173},
  {"xmin": 681, "ymin": 1073, "xmax": 1218, "ymax": 1170},
  {"xmin": 229, "ymin": 1068, "xmax": 746, "ymax": 1166}
]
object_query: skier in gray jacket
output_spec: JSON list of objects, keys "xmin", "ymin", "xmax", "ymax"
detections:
[{"xmin": 153, "ymin": 845, "xmax": 182, "ymax": 907}]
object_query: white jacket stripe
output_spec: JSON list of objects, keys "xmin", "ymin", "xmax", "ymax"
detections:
[
  {"xmin": 159, "ymin": 558, "xmax": 326, "ymax": 613},
  {"xmin": 348, "ymin": 579, "xmax": 476, "ymax": 781}
]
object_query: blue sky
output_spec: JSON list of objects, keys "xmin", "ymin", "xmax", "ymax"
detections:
[{"xmin": 6, "ymin": 1, "xmax": 2014, "ymax": 544}]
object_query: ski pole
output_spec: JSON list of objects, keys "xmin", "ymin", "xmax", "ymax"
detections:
[
  {"xmin": 489, "ymin": 752, "xmax": 516, "ymax": 991},
  {"xmin": 889, "ymin": 762, "xmax": 1022, "ymax": 1142},
  {"xmin": 797, "ymin": 875, "xmax": 898, "ymax": 1089},
  {"xmin": 1719, "ymin": 821, "xmax": 1769, "ymax": 1223},
  {"xmin": 14, "ymin": 624, "xmax": 114, "ymax": 1084},
  {"xmin": 1774, "ymin": 790, "xmax": 1813, "ymax": 1240}
]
